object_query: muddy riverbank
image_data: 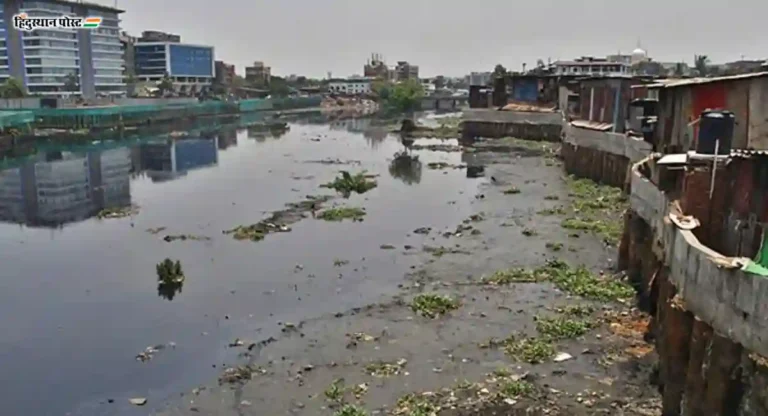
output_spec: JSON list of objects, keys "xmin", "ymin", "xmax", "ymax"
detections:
[{"xmin": 156, "ymin": 136, "xmax": 660, "ymax": 415}]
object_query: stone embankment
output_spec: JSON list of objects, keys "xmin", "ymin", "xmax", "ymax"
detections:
[{"xmin": 560, "ymin": 116, "xmax": 768, "ymax": 415}]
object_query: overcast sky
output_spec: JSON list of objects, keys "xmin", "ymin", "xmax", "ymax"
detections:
[{"xmin": 102, "ymin": 0, "xmax": 766, "ymax": 78}]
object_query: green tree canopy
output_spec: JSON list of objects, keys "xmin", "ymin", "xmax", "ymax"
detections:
[
  {"xmin": 157, "ymin": 72, "xmax": 174, "ymax": 95},
  {"xmin": 493, "ymin": 64, "xmax": 507, "ymax": 79},
  {"xmin": 63, "ymin": 73, "xmax": 79, "ymax": 92},
  {"xmin": 694, "ymin": 55, "xmax": 710, "ymax": 76},
  {"xmin": 387, "ymin": 79, "xmax": 424, "ymax": 112},
  {"xmin": 0, "ymin": 77, "xmax": 25, "ymax": 98},
  {"xmin": 371, "ymin": 79, "xmax": 392, "ymax": 100}
]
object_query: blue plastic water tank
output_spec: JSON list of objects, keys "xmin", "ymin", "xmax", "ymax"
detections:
[{"xmin": 696, "ymin": 110, "xmax": 735, "ymax": 155}]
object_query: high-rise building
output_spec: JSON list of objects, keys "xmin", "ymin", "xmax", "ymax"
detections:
[
  {"xmin": 395, "ymin": 61, "xmax": 419, "ymax": 81},
  {"xmin": 119, "ymin": 31, "xmax": 135, "ymax": 94},
  {"xmin": 245, "ymin": 61, "xmax": 270, "ymax": 85},
  {"xmin": 1, "ymin": 0, "xmax": 126, "ymax": 97},
  {"xmin": 363, "ymin": 53, "xmax": 391, "ymax": 80},
  {"xmin": 138, "ymin": 30, "xmax": 180, "ymax": 43},
  {"xmin": 214, "ymin": 60, "xmax": 235, "ymax": 90},
  {"xmin": 134, "ymin": 41, "xmax": 215, "ymax": 95}
]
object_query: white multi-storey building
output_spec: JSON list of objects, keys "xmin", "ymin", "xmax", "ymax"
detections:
[
  {"xmin": 327, "ymin": 78, "xmax": 372, "ymax": 95},
  {"xmin": 1, "ymin": 0, "xmax": 125, "ymax": 97}
]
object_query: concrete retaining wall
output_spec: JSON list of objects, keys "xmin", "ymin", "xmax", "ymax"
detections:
[
  {"xmin": 625, "ymin": 158, "xmax": 768, "ymax": 415},
  {"xmin": 561, "ymin": 122, "xmax": 652, "ymax": 187},
  {"xmin": 461, "ymin": 108, "xmax": 563, "ymax": 141},
  {"xmin": 629, "ymin": 160, "xmax": 768, "ymax": 359},
  {"xmin": 560, "ymin": 118, "xmax": 768, "ymax": 413}
]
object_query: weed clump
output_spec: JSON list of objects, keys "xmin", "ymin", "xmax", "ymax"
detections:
[
  {"xmin": 318, "ymin": 206, "xmax": 366, "ymax": 222},
  {"xmin": 156, "ymin": 258, "xmax": 184, "ymax": 284},
  {"xmin": 325, "ymin": 378, "xmax": 345, "ymax": 403},
  {"xmin": 499, "ymin": 380, "xmax": 536, "ymax": 398},
  {"xmin": 411, "ymin": 294, "xmax": 460, "ymax": 318},
  {"xmin": 395, "ymin": 394, "xmax": 440, "ymax": 416},
  {"xmin": 364, "ymin": 358, "xmax": 408, "ymax": 377},
  {"xmin": 535, "ymin": 316, "xmax": 594, "ymax": 340},
  {"xmin": 504, "ymin": 337, "xmax": 556, "ymax": 364},
  {"xmin": 545, "ymin": 241, "xmax": 563, "ymax": 251},
  {"xmin": 561, "ymin": 176, "xmax": 627, "ymax": 245},
  {"xmin": 98, "ymin": 205, "xmax": 139, "ymax": 219},
  {"xmin": 333, "ymin": 404, "xmax": 369, "ymax": 416},
  {"xmin": 322, "ymin": 171, "xmax": 377, "ymax": 196},
  {"xmin": 484, "ymin": 268, "xmax": 541, "ymax": 285},
  {"xmin": 484, "ymin": 260, "xmax": 634, "ymax": 302},
  {"xmin": 538, "ymin": 206, "xmax": 566, "ymax": 216},
  {"xmin": 503, "ymin": 187, "xmax": 521, "ymax": 195},
  {"xmin": 543, "ymin": 259, "xmax": 634, "ymax": 301}
]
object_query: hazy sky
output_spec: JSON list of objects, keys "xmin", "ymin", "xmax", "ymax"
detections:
[{"xmin": 100, "ymin": 0, "xmax": 766, "ymax": 78}]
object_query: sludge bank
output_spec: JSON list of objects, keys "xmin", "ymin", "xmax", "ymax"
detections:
[{"xmin": 468, "ymin": 105, "xmax": 768, "ymax": 415}]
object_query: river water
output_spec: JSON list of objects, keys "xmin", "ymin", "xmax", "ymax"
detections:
[{"xmin": 0, "ymin": 112, "xmax": 480, "ymax": 416}]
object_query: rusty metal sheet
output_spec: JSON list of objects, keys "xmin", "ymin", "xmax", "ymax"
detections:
[
  {"xmin": 748, "ymin": 77, "xmax": 768, "ymax": 149},
  {"xmin": 726, "ymin": 79, "xmax": 751, "ymax": 148}
]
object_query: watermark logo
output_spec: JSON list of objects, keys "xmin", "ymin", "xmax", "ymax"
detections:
[{"xmin": 12, "ymin": 13, "xmax": 102, "ymax": 31}]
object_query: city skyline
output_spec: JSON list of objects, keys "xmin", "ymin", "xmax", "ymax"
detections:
[{"xmin": 99, "ymin": 0, "xmax": 766, "ymax": 78}]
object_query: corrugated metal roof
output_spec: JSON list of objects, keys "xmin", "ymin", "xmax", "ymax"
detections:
[
  {"xmin": 640, "ymin": 72, "xmax": 768, "ymax": 89},
  {"xmin": 731, "ymin": 149, "xmax": 768, "ymax": 158},
  {"xmin": 570, "ymin": 120, "xmax": 613, "ymax": 131}
]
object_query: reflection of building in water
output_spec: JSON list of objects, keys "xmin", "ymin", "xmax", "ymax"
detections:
[
  {"xmin": 363, "ymin": 128, "xmax": 388, "ymax": 149},
  {"xmin": 329, "ymin": 118, "xmax": 373, "ymax": 132},
  {"xmin": 140, "ymin": 138, "xmax": 219, "ymax": 182},
  {"xmin": 0, "ymin": 148, "xmax": 132, "ymax": 227},
  {"xmin": 217, "ymin": 129, "xmax": 238, "ymax": 150}
]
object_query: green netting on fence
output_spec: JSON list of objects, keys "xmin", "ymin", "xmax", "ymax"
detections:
[
  {"xmin": 26, "ymin": 96, "xmax": 322, "ymax": 129},
  {"xmin": 31, "ymin": 101, "xmax": 240, "ymax": 129},
  {"xmin": 0, "ymin": 111, "xmax": 34, "ymax": 129},
  {"xmin": 239, "ymin": 99, "xmax": 273, "ymax": 113},
  {"xmin": 271, "ymin": 96, "xmax": 322, "ymax": 110}
]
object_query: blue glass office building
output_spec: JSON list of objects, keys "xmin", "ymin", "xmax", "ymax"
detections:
[
  {"xmin": 135, "ymin": 42, "xmax": 214, "ymax": 94},
  {"xmin": 1, "ymin": 0, "xmax": 125, "ymax": 97}
]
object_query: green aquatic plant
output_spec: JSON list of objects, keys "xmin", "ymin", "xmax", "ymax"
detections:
[
  {"xmin": 322, "ymin": 171, "xmax": 377, "ymax": 196},
  {"xmin": 156, "ymin": 258, "xmax": 184, "ymax": 284},
  {"xmin": 317, "ymin": 207, "xmax": 366, "ymax": 222},
  {"xmin": 411, "ymin": 294, "xmax": 460, "ymax": 318},
  {"xmin": 484, "ymin": 260, "xmax": 634, "ymax": 302},
  {"xmin": 156, "ymin": 258, "xmax": 184, "ymax": 301}
]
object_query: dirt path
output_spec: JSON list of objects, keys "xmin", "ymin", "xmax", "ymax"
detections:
[{"xmin": 159, "ymin": 138, "xmax": 660, "ymax": 416}]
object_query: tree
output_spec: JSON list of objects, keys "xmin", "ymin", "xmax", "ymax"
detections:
[
  {"xmin": 433, "ymin": 75, "xmax": 446, "ymax": 90},
  {"xmin": 63, "ymin": 72, "xmax": 79, "ymax": 92},
  {"xmin": 157, "ymin": 72, "xmax": 174, "ymax": 96},
  {"xmin": 371, "ymin": 79, "xmax": 392, "ymax": 100},
  {"xmin": 267, "ymin": 75, "xmax": 291, "ymax": 97},
  {"xmin": 673, "ymin": 62, "xmax": 686, "ymax": 77},
  {"xmin": 492, "ymin": 64, "xmax": 507, "ymax": 79},
  {"xmin": 0, "ymin": 77, "xmax": 25, "ymax": 98},
  {"xmin": 536, "ymin": 59, "xmax": 546, "ymax": 69},
  {"xmin": 387, "ymin": 79, "xmax": 424, "ymax": 112},
  {"xmin": 694, "ymin": 55, "xmax": 710, "ymax": 76}
]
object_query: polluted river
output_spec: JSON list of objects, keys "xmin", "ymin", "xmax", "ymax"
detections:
[{"xmin": 0, "ymin": 112, "xmax": 660, "ymax": 416}]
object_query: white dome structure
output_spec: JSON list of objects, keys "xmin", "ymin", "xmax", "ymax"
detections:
[{"xmin": 631, "ymin": 41, "xmax": 649, "ymax": 64}]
